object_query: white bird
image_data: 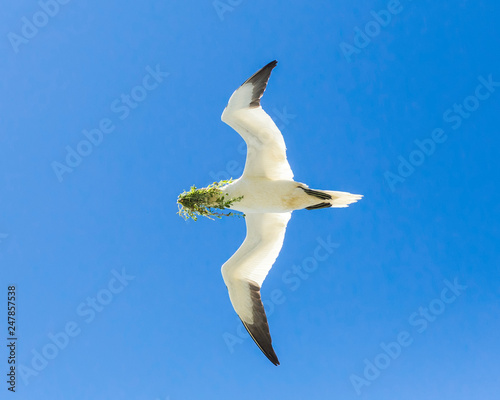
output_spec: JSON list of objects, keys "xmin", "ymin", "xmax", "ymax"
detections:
[{"xmin": 215, "ymin": 61, "xmax": 362, "ymax": 365}]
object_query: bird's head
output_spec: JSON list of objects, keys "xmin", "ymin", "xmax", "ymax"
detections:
[{"xmin": 177, "ymin": 179, "xmax": 244, "ymax": 221}]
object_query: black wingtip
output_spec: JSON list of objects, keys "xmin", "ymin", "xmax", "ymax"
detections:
[
  {"xmin": 244, "ymin": 61, "xmax": 277, "ymax": 82},
  {"xmin": 242, "ymin": 60, "xmax": 278, "ymax": 108},
  {"xmin": 265, "ymin": 60, "xmax": 278, "ymax": 69},
  {"xmin": 240, "ymin": 281, "xmax": 280, "ymax": 366},
  {"xmin": 241, "ymin": 319, "xmax": 280, "ymax": 366}
]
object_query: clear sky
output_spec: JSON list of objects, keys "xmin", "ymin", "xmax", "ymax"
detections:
[{"xmin": 1, "ymin": 1, "xmax": 499, "ymax": 399}]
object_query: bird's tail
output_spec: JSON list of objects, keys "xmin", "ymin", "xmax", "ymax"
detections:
[{"xmin": 301, "ymin": 187, "xmax": 363, "ymax": 210}]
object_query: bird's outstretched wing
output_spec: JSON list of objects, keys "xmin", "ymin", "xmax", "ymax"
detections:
[
  {"xmin": 221, "ymin": 61, "xmax": 294, "ymax": 181},
  {"xmin": 221, "ymin": 212, "xmax": 291, "ymax": 365}
]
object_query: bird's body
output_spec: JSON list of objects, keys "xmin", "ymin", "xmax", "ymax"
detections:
[
  {"xmin": 222, "ymin": 178, "xmax": 361, "ymax": 213},
  {"xmin": 180, "ymin": 60, "xmax": 362, "ymax": 365},
  {"xmin": 222, "ymin": 178, "xmax": 313, "ymax": 213}
]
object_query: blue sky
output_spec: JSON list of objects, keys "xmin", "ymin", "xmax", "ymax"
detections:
[{"xmin": 1, "ymin": 1, "xmax": 499, "ymax": 399}]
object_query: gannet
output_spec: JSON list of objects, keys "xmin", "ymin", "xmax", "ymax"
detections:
[{"xmin": 179, "ymin": 60, "xmax": 362, "ymax": 365}]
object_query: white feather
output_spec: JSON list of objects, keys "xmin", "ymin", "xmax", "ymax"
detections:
[{"xmin": 221, "ymin": 212, "xmax": 291, "ymax": 324}]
